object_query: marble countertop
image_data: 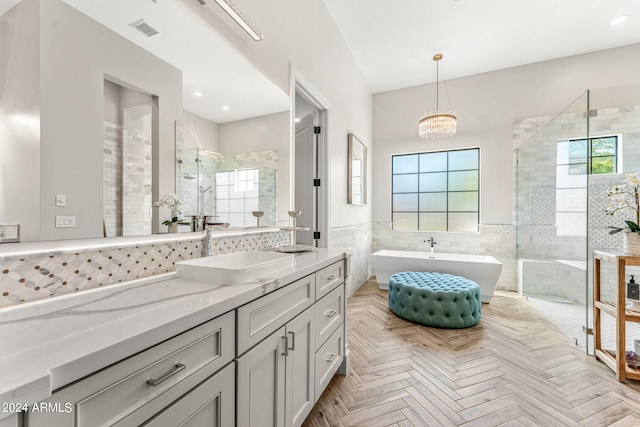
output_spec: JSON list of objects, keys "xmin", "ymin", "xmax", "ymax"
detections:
[{"xmin": 0, "ymin": 249, "xmax": 347, "ymax": 419}]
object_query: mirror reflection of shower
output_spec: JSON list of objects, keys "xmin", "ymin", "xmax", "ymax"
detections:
[{"xmin": 177, "ymin": 146, "xmax": 279, "ymax": 229}]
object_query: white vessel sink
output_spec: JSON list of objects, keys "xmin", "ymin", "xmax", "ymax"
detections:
[{"xmin": 175, "ymin": 251, "xmax": 295, "ymax": 284}]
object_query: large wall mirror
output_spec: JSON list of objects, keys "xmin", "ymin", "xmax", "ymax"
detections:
[{"xmin": 0, "ymin": 0, "xmax": 290, "ymax": 242}]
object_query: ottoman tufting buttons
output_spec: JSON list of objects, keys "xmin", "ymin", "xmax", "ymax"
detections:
[{"xmin": 387, "ymin": 271, "xmax": 481, "ymax": 328}]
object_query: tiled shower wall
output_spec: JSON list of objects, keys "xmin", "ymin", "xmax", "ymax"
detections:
[
  {"xmin": 103, "ymin": 120, "xmax": 152, "ymax": 237},
  {"xmin": 0, "ymin": 231, "xmax": 289, "ymax": 309},
  {"xmin": 514, "ymin": 104, "xmax": 640, "ymax": 302},
  {"xmin": 372, "ymin": 223, "xmax": 516, "ymax": 292},
  {"xmin": 103, "ymin": 121, "xmax": 123, "ymax": 236}
]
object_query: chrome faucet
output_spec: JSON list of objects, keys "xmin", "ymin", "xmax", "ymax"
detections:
[
  {"xmin": 202, "ymin": 223, "xmax": 231, "ymax": 257},
  {"xmin": 425, "ymin": 237, "xmax": 436, "ymax": 254},
  {"xmin": 203, "ymin": 226, "xmax": 213, "ymax": 257}
]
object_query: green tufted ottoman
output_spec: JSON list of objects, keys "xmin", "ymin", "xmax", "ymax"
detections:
[{"xmin": 388, "ymin": 271, "xmax": 481, "ymax": 328}]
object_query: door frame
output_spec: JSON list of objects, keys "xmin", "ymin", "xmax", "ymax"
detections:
[{"xmin": 289, "ymin": 65, "xmax": 330, "ymax": 248}]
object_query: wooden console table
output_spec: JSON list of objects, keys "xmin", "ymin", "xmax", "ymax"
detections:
[{"xmin": 593, "ymin": 250, "xmax": 640, "ymax": 382}]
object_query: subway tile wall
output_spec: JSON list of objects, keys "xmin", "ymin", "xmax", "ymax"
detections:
[{"xmin": 331, "ymin": 224, "xmax": 373, "ymax": 296}]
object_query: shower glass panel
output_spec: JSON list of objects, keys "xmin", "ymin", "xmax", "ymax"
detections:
[
  {"xmin": 516, "ymin": 91, "xmax": 590, "ymax": 352},
  {"xmin": 517, "ymin": 82, "xmax": 640, "ymax": 355},
  {"xmin": 177, "ymin": 147, "xmax": 221, "ymax": 226}
]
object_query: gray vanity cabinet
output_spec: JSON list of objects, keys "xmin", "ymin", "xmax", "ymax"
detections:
[
  {"xmin": 27, "ymin": 311, "xmax": 235, "ymax": 427},
  {"xmin": 237, "ymin": 260, "xmax": 345, "ymax": 427},
  {"xmin": 21, "ymin": 256, "xmax": 347, "ymax": 427}
]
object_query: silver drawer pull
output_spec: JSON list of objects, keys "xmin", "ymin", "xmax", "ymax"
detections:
[
  {"xmin": 282, "ymin": 335, "xmax": 289, "ymax": 357},
  {"xmin": 325, "ymin": 353, "xmax": 337, "ymax": 363},
  {"xmin": 326, "ymin": 274, "xmax": 337, "ymax": 280},
  {"xmin": 288, "ymin": 331, "xmax": 295, "ymax": 351},
  {"xmin": 147, "ymin": 363, "xmax": 186, "ymax": 387},
  {"xmin": 323, "ymin": 309, "xmax": 337, "ymax": 318}
]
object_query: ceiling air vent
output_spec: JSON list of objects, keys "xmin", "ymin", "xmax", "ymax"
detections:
[{"xmin": 128, "ymin": 19, "xmax": 159, "ymax": 37}]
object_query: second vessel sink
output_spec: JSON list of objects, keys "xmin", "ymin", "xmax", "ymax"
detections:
[{"xmin": 175, "ymin": 251, "xmax": 295, "ymax": 284}]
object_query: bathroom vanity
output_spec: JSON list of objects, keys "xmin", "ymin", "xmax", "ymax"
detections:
[{"xmin": 0, "ymin": 249, "xmax": 348, "ymax": 427}]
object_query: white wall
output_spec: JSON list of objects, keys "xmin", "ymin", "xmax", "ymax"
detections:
[
  {"xmin": 373, "ymin": 43, "xmax": 640, "ymax": 226},
  {"xmin": 0, "ymin": 0, "xmax": 40, "ymax": 241},
  {"xmin": 218, "ymin": 111, "xmax": 290, "ymax": 224},
  {"xmin": 183, "ymin": 110, "xmax": 219, "ymax": 152},
  {"xmin": 39, "ymin": 0, "xmax": 183, "ymax": 240},
  {"xmin": 217, "ymin": 0, "xmax": 373, "ymax": 230}
]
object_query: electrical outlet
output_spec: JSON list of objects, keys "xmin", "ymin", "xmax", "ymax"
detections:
[{"xmin": 55, "ymin": 216, "xmax": 76, "ymax": 228}]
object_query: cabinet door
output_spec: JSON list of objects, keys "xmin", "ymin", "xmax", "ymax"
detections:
[
  {"xmin": 237, "ymin": 327, "xmax": 286, "ymax": 427},
  {"xmin": 285, "ymin": 308, "xmax": 315, "ymax": 427},
  {"xmin": 141, "ymin": 363, "xmax": 235, "ymax": 427}
]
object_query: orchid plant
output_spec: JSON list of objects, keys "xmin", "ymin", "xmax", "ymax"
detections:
[
  {"xmin": 153, "ymin": 193, "xmax": 183, "ymax": 226},
  {"xmin": 606, "ymin": 172, "xmax": 640, "ymax": 235}
]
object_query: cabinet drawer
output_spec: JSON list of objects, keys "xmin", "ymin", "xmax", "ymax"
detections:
[
  {"xmin": 315, "ymin": 261, "xmax": 344, "ymax": 300},
  {"xmin": 315, "ymin": 284, "xmax": 344, "ymax": 350},
  {"xmin": 238, "ymin": 274, "xmax": 315, "ymax": 355},
  {"xmin": 141, "ymin": 362, "xmax": 235, "ymax": 427},
  {"xmin": 314, "ymin": 327, "xmax": 344, "ymax": 398},
  {"xmin": 28, "ymin": 311, "xmax": 235, "ymax": 427}
]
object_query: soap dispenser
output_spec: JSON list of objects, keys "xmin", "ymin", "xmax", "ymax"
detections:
[{"xmin": 628, "ymin": 275, "xmax": 639, "ymax": 300}]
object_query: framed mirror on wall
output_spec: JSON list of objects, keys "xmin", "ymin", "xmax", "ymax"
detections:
[{"xmin": 348, "ymin": 133, "xmax": 367, "ymax": 205}]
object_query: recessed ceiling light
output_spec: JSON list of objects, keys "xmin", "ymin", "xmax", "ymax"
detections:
[
  {"xmin": 294, "ymin": 118, "xmax": 301, "ymax": 123},
  {"xmin": 222, "ymin": 106, "xmax": 230, "ymax": 111},
  {"xmin": 610, "ymin": 15, "xmax": 630, "ymax": 26},
  {"xmin": 193, "ymin": 91, "xmax": 203, "ymax": 97}
]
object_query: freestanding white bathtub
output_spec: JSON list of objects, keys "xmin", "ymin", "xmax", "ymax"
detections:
[{"xmin": 371, "ymin": 249, "xmax": 503, "ymax": 303}]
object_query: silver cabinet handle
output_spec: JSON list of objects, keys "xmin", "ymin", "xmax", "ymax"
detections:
[
  {"xmin": 325, "ymin": 353, "xmax": 337, "ymax": 363},
  {"xmin": 323, "ymin": 309, "xmax": 337, "ymax": 317},
  {"xmin": 326, "ymin": 274, "xmax": 337, "ymax": 280},
  {"xmin": 147, "ymin": 363, "xmax": 186, "ymax": 387},
  {"xmin": 288, "ymin": 331, "xmax": 295, "ymax": 351},
  {"xmin": 282, "ymin": 335, "xmax": 289, "ymax": 357}
]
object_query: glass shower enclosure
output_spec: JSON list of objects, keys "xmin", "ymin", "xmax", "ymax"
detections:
[{"xmin": 516, "ymin": 82, "xmax": 640, "ymax": 354}]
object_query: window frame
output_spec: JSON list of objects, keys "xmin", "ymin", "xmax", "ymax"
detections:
[
  {"xmin": 391, "ymin": 147, "xmax": 480, "ymax": 232},
  {"xmin": 558, "ymin": 134, "xmax": 620, "ymax": 176}
]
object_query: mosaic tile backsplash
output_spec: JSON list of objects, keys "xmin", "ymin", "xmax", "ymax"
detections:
[{"xmin": 0, "ymin": 230, "xmax": 289, "ymax": 308}]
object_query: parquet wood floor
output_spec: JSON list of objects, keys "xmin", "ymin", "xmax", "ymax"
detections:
[{"xmin": 303, "ymin": 280, "xmax": 640, "ymax": 427}]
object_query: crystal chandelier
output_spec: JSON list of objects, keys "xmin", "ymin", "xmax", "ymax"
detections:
[{"xmin": 419, "ymin": 54, "xmax": 457, "ymax": 140}]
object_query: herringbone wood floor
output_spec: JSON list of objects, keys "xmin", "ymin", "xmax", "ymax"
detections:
[{"xmin": 303, "ymin": 280, "xmax": 640, "ymax": 427}]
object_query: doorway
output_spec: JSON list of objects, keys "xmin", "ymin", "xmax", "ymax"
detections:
[{"xmin": 293, "ymin": 86, "xmax": 328, "ymax": 247}]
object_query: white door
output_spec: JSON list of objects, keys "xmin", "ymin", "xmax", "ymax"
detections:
[
  {"xmin": 285, "ymin": 308, "xmax": 315, "ymax": 427},
  {"xmin": 294, "ymin": 112, "xmax": 317, "ymax": 246},
  {"xmin": 237, "ymin": 327, "xmax": 286, "ymax": 427}
]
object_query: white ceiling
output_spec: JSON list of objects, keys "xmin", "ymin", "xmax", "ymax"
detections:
[
  {"xmin": 4, "ymin": 0, "xmax": 639, "ymax": 116},
  {"xmin": 0, "ymin": 0, "xmax": 289, "ymax": 123},
  {"xmin": 322, "ymin": 0, "xmax": 640, "ymax": 93}
]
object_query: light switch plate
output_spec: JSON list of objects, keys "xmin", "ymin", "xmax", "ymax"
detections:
[
  {"xmin": 55, "ymin": 194, "xmax": 67, "ymax": 207},
  {"xmin": 55, "ymin": 216, "xmax": 76, "ymax": 228}
]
